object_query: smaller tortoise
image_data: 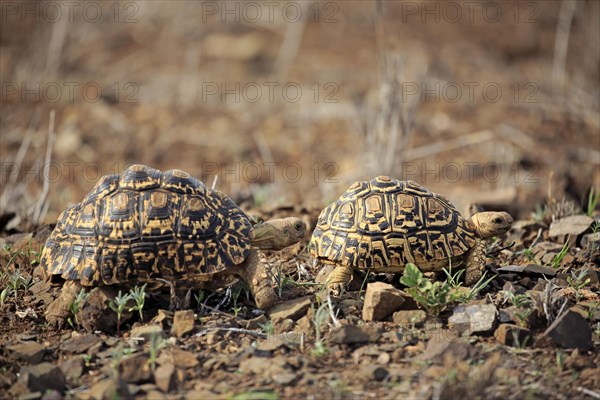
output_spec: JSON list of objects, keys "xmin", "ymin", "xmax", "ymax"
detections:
[
  {"xmin": 41, "ymin": 164, "xmax": 306, "ymax": 326},
  {"xmin": 310, "ymin": 177, "xmax": 512, "ymax": 291}
]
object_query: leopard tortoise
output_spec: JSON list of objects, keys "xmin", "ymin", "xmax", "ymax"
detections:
[
  {"xmin": 41, "ymin": 164, "xmax": 306, "ymax": 326},
  {"xmin": 310, "ymin": 176, "xmax": 512, "ymax": 292}
]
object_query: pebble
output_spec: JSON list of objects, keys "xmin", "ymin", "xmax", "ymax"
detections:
[{"xmin": 362, "ymin": 282, "xmax": 405, "ymax": 321}]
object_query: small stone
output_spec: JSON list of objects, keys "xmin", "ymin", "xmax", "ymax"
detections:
[
  {"xmin": 542, "ymin": 310, "xmax": 592, "ymax": 351},
  {"xmin": 245, "ymin": 314, "xmax": 268, "ymax": 330},
  {"xmin": 19, "ymin": 362, "xmax": 66, "ymax": 392},
  {"xmin": 329, "ymin": 324, "xmax": 370, "ymax": 344},
  {"xmin": 272, "ymin": 372, "xmax": 297, "ymax": 385},
  {"xmin": 418, "ymin": 333, "xmax": 472, "ymax": 364},
  {"xmin": 60, "ymin": 333, "xmax": 100, "ymax": 354},
  {"xmin": 362, "ymin": 282, "xmax": 405, "ymax": 321},
  {"xmin": 581, "ymin": 232, "xmax": 600, "ymax": 250},
  {"xmin": 549, "ymin": 215, "xmax": 593, "ymax": 237},
  {"xmin": 154, "ymin": 363, "xmax": 176, "ymax": 393},
  {"xmin": 376, "ymin": 352, "xmax": 391, "ymax": 364},
  {"xmin": 392, "ymin": 310, "xmax": 427, "ymax": 327},
  {"xmin": 269, "ymin": 296, "xmax": 313, "ymax": 322},
  {"xmin": 161, "ymin": 348, "xmax": 199, "ymax": 368},
  {"xmin": 59, "ymin": 356, "xmax": 84, "ymax": 386},
  {"xmin": 171, "ymin": 310, "xmax": 195, "ymax": 337},
  {"xmin": 119, "ymin": 354, "xmax": 152, "ymax": 384},
  {"xmin": 88, "ymin": 378, "xmax": 131, "ymax": 400},
  {"xmin": 131, "ymin": 324, "xmax": 166, "ymax": 341},
  {"xmin": 7, "ymin": 341, "xmax": 45, "ymax": 364},
  {"xmin": 358, "ymin": 365, "xmax": 389, "ymax": 382},
  {"xmin": 150, "ymin": 310, "xmax": 173, "ymax": 329},
  {"xmin": 494, "ymin": 324, "xmax": 531, "ymax": 347},
  {"xmin": 448, "ymin": 304, "xmax": 497, "ymax": 335}
]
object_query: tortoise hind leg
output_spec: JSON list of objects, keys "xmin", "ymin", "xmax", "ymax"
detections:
[
  {"xmin": 326, "ymin": 264, "xmax": 354, "ymax": 295},
  {"xmin": 45, "ymin": 280, "xmax": 84, "ymax": 328},
  {"xmin": 465, "ymin": 239, "xmax": 486, "ymax": 286},
  {"xmin": 237, "ymin": 249, "xmax": 277, "ymax": 310}
]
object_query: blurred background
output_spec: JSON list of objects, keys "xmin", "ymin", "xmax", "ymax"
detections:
[{"xmin": 1, "ymin": 0, "xmax": 599, "ymax": 226}]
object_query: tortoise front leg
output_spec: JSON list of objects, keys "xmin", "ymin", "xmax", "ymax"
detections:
[
  {"xmin": 326, "ymin": 264, "xmax": 355, "ymax": 295},
  {"xmin": 237, "ymin": 249, "xmax": 277, "ymax": 310},
  {"xmin": 465, "ymin": 239, "xmax": 486, "ymax": 285},
  {"xmin": 45, "ymin": 280, "xmax": 84, "ymax": 328}
]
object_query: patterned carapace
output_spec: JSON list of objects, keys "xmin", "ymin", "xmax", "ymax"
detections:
[
  {"xmin": 40, "ymin": 164, "xmax": 254, "ymax": 287},
  {"xmin": 310, "ymin": 176, "xmax": 477, "ymax": 271}
]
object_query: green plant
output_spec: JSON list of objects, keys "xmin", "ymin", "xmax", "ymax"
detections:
[
  {"xmin": 358, "ymin": 270, "xmax": 371, "ymax": 299},
  {"xmin": 147, "ymin": 332, "xmax": 167, "ymax": 372},
  {"xmin": 230, "ymin": 391, "xmax": 278, "ymax": 400},
  {"xmin": 128, "ymin": 284, "xmax": 147, "ymax": 320},
  {"xmin": 549, "ymin": 241, "xmax": 570, "ymax": 269},
  {"xmin": 567, "ymin": 270, "xmax": 591, "ymax": 302},
  {"xmin": 109, "ymin": 290, "xmax": 132, "ymax": 336},
  {"xmin": 500, "ymin": 291, "xmax": 533, "ymax": 327},
  {"xmin": 67, "ymin": 288, "xmax": 89, "ymax": 329},
  {"xmin": 311, "ymin": 300, "xmax": 330, "ymax": 357},
  {"xmin": 400, "ymin": 263, "xmax": 452, "ymax": 316},
  {"xmin": 445, "ymin": 269, "xmax": 497, "ymax": 304},
  {"xmin": 555, "ymin": 350, "xmax": 565, "ymax": 373},
  {"xmin": 259, "ymin": 320, "xmax": 275, "ymax": 339},
  {"xmin": 587, "ymin": 187, "xmax": 600, "ymax": 217},
  {"xmin": 0, "ymin": 287, "xmax": 10, "ymax": 306}
]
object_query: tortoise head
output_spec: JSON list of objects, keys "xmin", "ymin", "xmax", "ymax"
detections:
[
  {"xmin": 251, "ymin": 217, "xmax": 306, "ymax": 250},
  {"xmin": 470, "ymin": 212, "xmax": 513, "ymax": 238}
]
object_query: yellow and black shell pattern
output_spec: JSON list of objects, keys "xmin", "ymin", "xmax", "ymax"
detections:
[
  {"xmin": 309, "ymin": 176, "xmax": 477, "ymax": 270},
  {"xmin": 40, "ymin": 164, "xmax": 254, "ymax": 287}
]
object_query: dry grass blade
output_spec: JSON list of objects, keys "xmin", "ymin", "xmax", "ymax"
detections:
[
  {"xmin": 32, "ymin": 110, "xmax": 56, "ymax": 226},
  {"xmin": 552, "ymin": 0, "xmax": 577, "ymax": 88}
]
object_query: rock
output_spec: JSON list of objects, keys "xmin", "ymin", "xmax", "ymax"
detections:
[
  {"xmin": 60, "ymin": 333, "xmax": 100, "ymax": 354},
  {"xmin": 497, "ymin": 264, "xmax": 557, "ymax": 277},
  {"xmin": 329, "ymin": 324, "xmax": 370, "ymax": 344},
  {"xmin": 7, "ymin": 341, "xmax": 45, "ymax": 364},
  {"xmin": 581, "ymin": 232, "xmax": 600, "ymax": 250},
  {"xmin": 376, "ymin": 352, "xmax": 391, "ymax": 364},
  {"xmin": 269, "ymin": 296, "xmax": 313, "ymax": 322},
  {"xmin": 150, "ymin": 310, "xmax": 173, "ymax": 329},
  {"xmin": 392, "ymin": 310, "xmax": 427, "ymax": 327},
  {"xmin": 272, "ymin": 372, "xmax": 297, "ymax": 385},
  {"xmin": 494, "ymin": 324, "xmax": 531, "ymax": 347},
  {"xmin": 448, "ymin": 304, "xmax": 497, "ymax": 335},
  {"xmin": 119, "ymin": 354, "xmax": 152, "ymax": 384},
  {"xmin": 549, "ymin": 215, "xmax": 593, "ymax": 237},
  {"xmin": 88, "ymin": 378, "xmax": 131, "ymax": 400},
  {"xmin": 245, "ymin": 314, "xmax": 268, "ymax": 330},
  {"xmin": 362, "ymin": 282, "xmax": 405, "ymax": 321},
  {"xmin": 131, "ymin": 324, "xmax": 166, "ymax": 341},
  {"xmin": 542, "ymin": 310, "xmax": 593, "ymax": 351},
  {"xmin": 417, "ymin": 332, "xmax": 472, "ymax": 364},
  {"xmin": 59, "ymin": 356, "xmax": 84, "ymax": 386},
  {"xmin": 358, "ymin": 365, "xmax": 389, "ymax": 382},
  {"xmin": 80, "ymin": 287, "xmax": 134, "ymax": 333},
  {"xmin": 171, "ymin": 310, "xmax": 195, "ymax": 337},
  {"xmin": 154, "ymin": 363, "xmax": 176, "ymax": 393},
  {"xmin": 19, "ymin": 362, "xmax": 66, "ymax": 392},
  {"xmin": 160, "ymin": 348, "xmax": 199, "ymax": 368}
]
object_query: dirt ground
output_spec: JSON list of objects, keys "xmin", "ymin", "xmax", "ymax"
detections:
[{"xmin": 1, "ymin": 1, "xmax": 599, "ymax": 399}]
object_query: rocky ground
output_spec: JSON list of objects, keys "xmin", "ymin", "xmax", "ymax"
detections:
[
  {"xmin": 0, "ymin": 204, "xmax": 599, "ymax": 400},
  {"xmin": 1, "ymin": 1, "xmax": 599, "ymax": 399}
]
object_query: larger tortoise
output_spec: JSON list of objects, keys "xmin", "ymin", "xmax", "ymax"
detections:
[
  {"xmin": 42, "ymin": 164, "xmax": 306, "ymax": 326},
  {"xmin": 310, "ymin": 176, "xmax": 512, "ymax": 291}
]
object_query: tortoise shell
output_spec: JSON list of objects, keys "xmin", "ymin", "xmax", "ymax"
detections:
[
  {"xmin": 309, "ymin": 176, "xmax": 477, "ymax": 270},
  {"xmin": 40, "ymin": 164, "xmax": 254, "ymax": 287}
]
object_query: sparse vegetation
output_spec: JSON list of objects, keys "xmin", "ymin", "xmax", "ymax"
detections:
[
  {"xmin": 549, "ymin": 241, "xmax": 570, "ymax": 269},
  {"xmin": 67, "ymin": 288, "xmax": 89, "ymax": 329},
  {"xmin": 311, "ymin": 300, "xmax": 330, "ymax": 357},
  {"xmin": 128, "ymin": 284, "xmax": 147, "ymax": 320},
  {"xmin": 587, "ymin": 187, "xmax": 600, "ymax": 217},
  {"xmin": 400, "ymin": 263, "xmax": 452, "ymax": 316},
  {"xmin": 147, "ymin": 332, "xmax": 167, "ymax": 372},
  {"xmin": 109, "ymin": 290, "xmax": 133, "ymax": 337}
]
